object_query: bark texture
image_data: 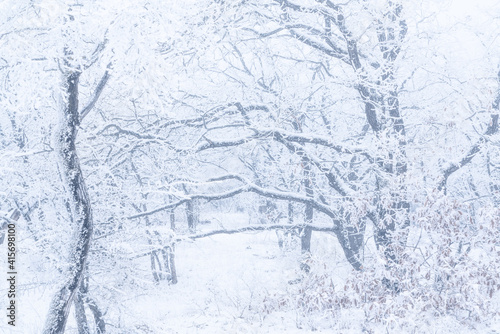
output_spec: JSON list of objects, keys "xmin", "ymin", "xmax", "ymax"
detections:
[{"xmin": 44, "ymin": 71, "xmax": 94, "ymax": 334}]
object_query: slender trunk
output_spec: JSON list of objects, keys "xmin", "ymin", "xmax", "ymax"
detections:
[
  {"xmin": 287, "ymin": 202, "xmax": 294, "ymax": 224},
  {"xmin": 300, "ymin": 225, "xmax": 312, "ymax": 272},
  {"xmin": 74, "ymin": 290, "xmax": 90, "ymax": 334},
  {"xmin": 186, "ymin": 199, "xmax": 198, "ymax": 233},
  {"xmin": 300, "ymin": 161, "xmax": 314, "ymax": 272},
  {"xmin": 44, "ymin": 71, "xmax": 94, "ymax": 333},
  {"xmin": 488, "ymin": 85, "xmax": 500, "ymax": 205},
  {"xmin": 86, "ymin": 297, "xmax": 106, "ymax": 334},
  {"xmin": 170, "ymin": 210, "xmax": 176, "ymax": 231},
  {"xmin": 164, "ymin": 244, "xmax": 178, "ymax": 284},
  {"xmin": 143, "ymin": 205, "xmax": 162, "ymax": 283},
  {"xmin": 488, "ymin": 151, "xmax": 500, "ymax": 205},
  {"xmin": 150, "ymin": 249, "xmax": 162, "ymax": 283},
  {"xmin": 78, "ymin": 269, "xmax": 106, "ymax": 333}
]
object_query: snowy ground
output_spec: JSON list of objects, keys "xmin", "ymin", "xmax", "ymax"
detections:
[
  {"xmin": 106, "ymin": 226, "xmax": 361, "ymax": 333},
  {"xmin": 3, "ymin": 212, "xmax": 500, "ymax": 333}
]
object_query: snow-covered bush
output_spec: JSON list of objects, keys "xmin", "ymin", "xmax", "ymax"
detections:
[{"xmin": 258, "ymin": 196, "xmax": 500, "ymax": 331}]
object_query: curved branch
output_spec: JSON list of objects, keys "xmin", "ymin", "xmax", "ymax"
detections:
[
  {"xmin": 80, "ymin": 70, "xmax": 110, "ymax": 121},
  {"xmin": 130, "ymin": 223, "xmax": 338, "ymax": 259},
  {"xmin": 438, "ymin": 114, "xmax": 499, "ymax": 191},
  {"xmin": 272, "ymin": 131, "xmax": 354, "ymax": 197},
  {"xmin": 288, "ymin": 29, "xmax": 348, "ymax": 62},
  {"xmin": 187, "ymin": 223, "xmax": 338, "ymax": 240},
  {"xmin": 128, "ymin": 179, "xmax": 336, "ymax": 220}
]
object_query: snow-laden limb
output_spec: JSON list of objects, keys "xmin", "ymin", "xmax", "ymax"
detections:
[
  {"xmin": 251, "ymin": 127, "xmax": 368, "ymax": 155},
  {"xmin": 440, "ymin": 77, "xmax": 500, "ymax": 192},
  {"xmin": 196, "ymin": 136, "xmax": 252, "ymax": 152},
  {"xmin": 93, "ymin": 102, "xmax": 373, "ymax": 160},
  {"xmin": 271, "ymin": 131, "xmax": 355, "ymax": 197},
  {"xmin": 186, "ymin": 222, "xmax": 338, "ymax": 239},
  {"xmin": 98, "ymin": 123, "xmax": 166, "ymax": 141},
  {"xmin": 152, "ymin": 102, "xmax": 269, "ymax": 131},
  {"xmin": 244, "ymin": 24, "xmax": 349, "ymax": 63},
  {"xmin": 128, "ymin": 175, "xmax": 336, "ymax": 220},
  {"xmin": 129, "ymin": 223, "xmax": 338, "ymax": 260},
  {"xmin": 195, "ymin": 126, "xmax": 367, "ymax": 156},
  {"xmin": 193, "ymin": 125, "xmax": 374, "ymax": 191}
]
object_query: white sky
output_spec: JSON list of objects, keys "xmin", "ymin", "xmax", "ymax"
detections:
[{"xmin": 428, "ymin": 0, "xmax": 500, "ymax": 66}]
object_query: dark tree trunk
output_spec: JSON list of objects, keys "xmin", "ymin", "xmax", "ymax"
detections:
[
  {"xmin": 43, "ymin": 71, "xmax": 94, "ymax": 334},
  {"xmin": 86, "ymin": 297, "xmax": 106, "ymax": 334},
  {"xmin": 168, "ymin": 195, "xmax": 176, "ymax": 231},
  {"xmin": 74, "ymin": 290, "xmax": 90, "ymax": 334},
  {"xmin": 357, "ymin": 3, "xmax": 409, "ymax": 273},
  {"xmin": 335, "ymin": 213, "xmax": 366, "ymax": 271},
  {"xmin": 78, "ymin": 271, "xmax": 106, "ymax": 334}
]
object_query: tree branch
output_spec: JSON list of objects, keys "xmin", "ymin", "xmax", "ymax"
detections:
[
  {"xmin": 438, "ymin": 114, "xmax": 499, "ymax": 191},
  {"xmin": 130, "ymin": 223, "xmax": 339, "ymax": 259},
  {"xmin": 187, "ymin": 223, "xmax": 338, "ymax": 240},
  {"xmin": 272, "ymin": 131, "xmax": 353, "ymax": 197},
  {"xmin": 128, "ymin": 177, "xmax": 336, "ymax": 220},
  {"xmin": 80, "ymin": 70, "xmax": 110, "ymax": 121}
]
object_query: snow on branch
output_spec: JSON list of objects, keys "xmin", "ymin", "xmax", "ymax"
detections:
[
  {"xmin": 98, "ymin": 124, "xmax": 165, "ymax": 141},
  {"xmin": 196, "ymin": 137, "xmax": 252, "ymax": 152},
  {"xmin": 253, "ymin": 127, "xmax": 373, "ymax": 159},
  {"xmin": 129, "ymin": 223, "xmax": 338, "ymax": 259},
  {"xmin": 128, "ymin": 176, "xmax": 337, "ymax": 220},
  {"xmin": 158, "ymin": 102, "xmax": 269, "ymax": 130},
  {"xmin": 186, "ymin": 223, "xmax": 338, "ymax": 240},
  {"xmin": 243, "ymin": 24, "xmax": 348, "ymax": 62},
  {"xmin": 196, "ymin": 126, "xmax": 370, "ymax": 160},
  {"xmin": 272, "ymin": 131, "xmax": 354, "ymax": 197},
  {"xmin": 128, "ymin": 187, "xmax": 247, "ymax": 220}
]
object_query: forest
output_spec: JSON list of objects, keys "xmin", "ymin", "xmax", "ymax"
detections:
[{"xmin": 1, "ymin": 0, "xmax": 500, "ymax": 333}]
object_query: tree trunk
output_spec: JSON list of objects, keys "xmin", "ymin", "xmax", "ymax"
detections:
[
  {"xmin": 164, "ymin": 245, "xmax": 178, "ymax": 284},
  {"xmin": 86, "ymin": 297, "xmax": 106, "ymax": 334},
  {"xmin": 43, "ymin": 70, "xmax": 94, "ymax": 334},
  {"xmin": 301, "ymin": 162, "xmax": 314, "ymax": 272},
  {"xmin": 186, "ymin": 199, "xmax": 199, "ymax": 233},
  {"xmin": 74, "ymin": 290, "xmax": 90, "ymax": 334},
  {"xmin": 170, "ymin": 210, "xmax": 176, "ymax": 231}
]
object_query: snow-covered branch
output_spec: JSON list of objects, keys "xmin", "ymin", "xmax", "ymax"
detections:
[
  {"xmin": 130, "ymin": 223, "xmax": 339, "ymax": 259},
  {"xmin": 187, "ymin": 223, "xmax": 338, "ymax": 239},
  {"xmin": 128, "ymin": 175, "xmax": 337, "ymax": 220}
]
